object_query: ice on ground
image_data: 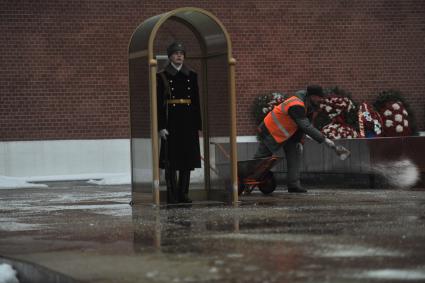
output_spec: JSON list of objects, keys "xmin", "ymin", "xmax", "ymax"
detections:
[
  {"xmin": 0, "ymin": 263, "xmax": 19, "ymax": 283},
  {"xmin": 372, "ymin": 159, "xmax": 420, "ymax": 188}
]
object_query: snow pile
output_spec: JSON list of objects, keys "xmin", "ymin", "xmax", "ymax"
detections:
[
  {"xmin": 372, "ymin": 159, "xmax": 420, "ymax": 188},
  {"xmin": 0, "ymin": 264, "xmax": 19, "ymax": 283},
  {"xmin": 87, "ymin": 173, "xmax": 131, "ymax": 185},
  {"xmin": 0, "ymin": 173, "xmax": 131, "ymax": 189},
  {"xmin": 0, "ymin": 176, "xmax": 47, "ymax": 189}
]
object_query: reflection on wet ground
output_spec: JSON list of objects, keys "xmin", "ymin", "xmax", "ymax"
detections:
[{"xmin": 1, "ymin": 185, "xmax": 425, "ymax": 282}]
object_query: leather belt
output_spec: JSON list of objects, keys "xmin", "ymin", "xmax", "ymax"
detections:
[{"xmin": 167, "ymin": 99, "xmax": 191, "ymax": 104}]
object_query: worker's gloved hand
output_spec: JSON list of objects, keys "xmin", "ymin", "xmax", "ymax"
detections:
[
  {"xmin": 324, "ymin": 138, "xmax": 336, "ymax": 149},
  {"xmin": 159, "ymin": 129, "xmax": 169, "ymax": 140}
]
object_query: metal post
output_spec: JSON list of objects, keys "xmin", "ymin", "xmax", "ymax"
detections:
[
  {"xmin": 228, "ymin": 58, "xmax": 238, "ymax": 204},
  {"xmin": 149, "ymin": 59, "xmax": 160, "ymax": 206}
]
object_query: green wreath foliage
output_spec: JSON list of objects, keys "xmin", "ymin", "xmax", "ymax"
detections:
[{"xmin": 251, "ymin": 92, "xmax": 286, "ymax": 125}]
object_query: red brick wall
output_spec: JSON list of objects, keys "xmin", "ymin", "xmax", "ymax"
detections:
[{"xmin": 1, "ymin": 0, "xmax": 424, "ymax": 141}]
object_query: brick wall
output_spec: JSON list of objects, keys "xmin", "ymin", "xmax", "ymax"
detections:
[{"xmin": 1, "ymin": 0, "xmax": 424, "ymax": 141}]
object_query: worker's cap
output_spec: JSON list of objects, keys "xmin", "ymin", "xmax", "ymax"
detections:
[
  {"xmin": 306, "ymin": 85, "xmax": 324, "ymax": 97},
  {"xmin": 167, "ymin": 42, "xmax": 186, "ymax": 57}
]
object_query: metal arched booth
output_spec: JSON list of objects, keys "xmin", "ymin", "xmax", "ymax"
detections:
[{"xmin": 128, "ymin": 7, "xmax": 238, "ymax": 205}]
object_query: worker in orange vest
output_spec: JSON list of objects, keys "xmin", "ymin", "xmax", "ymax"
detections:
[{"xmin": 254, "ymin": 85, "xmax": 338, "ymax": 193}]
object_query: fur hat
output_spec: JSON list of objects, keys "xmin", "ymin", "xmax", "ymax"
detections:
[{"xmin": 167, "ymin": 42, "xmax": 186, "ymax": 57}]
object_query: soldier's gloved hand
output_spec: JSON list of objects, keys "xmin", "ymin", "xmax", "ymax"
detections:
[
  {"xmin": 159, "ymin": 129, "xmax": 169, "ymax": 140},
  {"xmin": 324, "ymin": 138, "xmax": 336, "ymax": 149}
]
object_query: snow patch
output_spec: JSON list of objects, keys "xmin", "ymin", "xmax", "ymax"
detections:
[
  {"xmin": 87, "ymin": 173, "xmax": 130, "ymax": 185},
  {"xmin": 0, "ymin": 176, "xmax": 47, "ymax": 189},
  {"xmin": 318, "ymin": 244, "xmax": 402, "ymax": 258},
  {"xmin": 0, "ymin": 263, "xmax": 19, "ymax": 283},
  {"xmin": 0, "ymin": 173, "xmax": 131, "ymax": 189},
  {"xmin": 357, "ymin": 269, "xmax": 425, "ymax": 280}
]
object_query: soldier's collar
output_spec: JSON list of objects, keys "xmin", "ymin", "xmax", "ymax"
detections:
[{"xmin": 165, "ymin": 63, "xmax": 190, "ymax": 76}]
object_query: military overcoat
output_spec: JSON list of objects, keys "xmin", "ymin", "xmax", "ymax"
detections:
[{"xmin": 157, "ymin": 63, "xmax": 202, "ymax": 170}]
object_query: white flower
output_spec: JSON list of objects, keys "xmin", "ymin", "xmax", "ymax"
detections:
[
  {"xmin": 403, "ymin": 109, "xmax": 408, "ymax": 116},
  {"xmin": 392, "ymin": 103, "xmax": 400, "ymax": 110},
  {"xmin": 325, "ymin": 106, "xmax": 332, "ymax": 112},
  {"xmin": 262, "ymin": 107, "xmax": 269, "ymax": 113},
  {"xmin": 396, "ymin": 125, "xmax": 403, "ymax": 133},
  {"xmin": 385, "ymin": 120, "xmax": 394, "ymax": 127},
  {"xmin": 404, "ymin": 119, "xmax": 409, "ymax": 127},
  {"xmin": 384, "ymin": 110, "xmax": 392, "ymax": 116},
  {"xmin": 374, "ymin": 123, "xmax": 382, "ymax": 134},
  {"xmin": 394, "ymin": 114, "xmax": 403, "ymax": 122}
]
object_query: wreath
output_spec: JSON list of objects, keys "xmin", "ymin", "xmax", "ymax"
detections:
[
  {"xmin": 358, "ymin": 102, "xmax": 384, "ymax": 138},
  {"xmin": 314, "ymin": 86, "xmax": 359, "ymax": 139},
  {"xmin": 373, "ymin": 90, "xmax": 416, "ymax": 136},
  {"xmin": 251, "ymin": 92, "xmax": 287, "ymax": 125}
]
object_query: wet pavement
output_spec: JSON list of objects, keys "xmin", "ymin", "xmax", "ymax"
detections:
[{"xmin": 1, "ymin": 184, "xmax": 425, "ymax": 283}]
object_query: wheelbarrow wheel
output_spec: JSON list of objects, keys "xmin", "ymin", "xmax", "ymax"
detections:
[{"xmin": 258, "ymin": 171, "xmax": 276, "ymax": 194}]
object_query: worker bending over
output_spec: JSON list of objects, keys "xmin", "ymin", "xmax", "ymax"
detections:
[{"xmin": 254, "ymin": 85, "xmax": 339, "ymax": 193}]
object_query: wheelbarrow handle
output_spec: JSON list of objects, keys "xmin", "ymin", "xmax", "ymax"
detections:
[{"xmin": 209, "ymin": 142, "xmax": 231, "ymax": 160}]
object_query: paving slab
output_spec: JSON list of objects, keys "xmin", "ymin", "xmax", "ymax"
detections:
[{"xmin": 1, "ymin": 185, "xmax": 425, "ymax": 282}]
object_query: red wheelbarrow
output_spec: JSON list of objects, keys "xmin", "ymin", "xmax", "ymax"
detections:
[
  {"xmin": 236, "ymin": 156, "xmax": 282, "ymax": 195},
  {"xmin": 208, "ymin": 142, "xmax": 282, "ymax": 195}
]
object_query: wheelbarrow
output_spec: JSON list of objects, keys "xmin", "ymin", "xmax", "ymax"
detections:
[
  {"xmin": 209, "ymin": 142, "xmax": 282, "ymax": 195},
  {"xmin": 236, "ymin": 156, "xmax": 283, "ymax": 195}
]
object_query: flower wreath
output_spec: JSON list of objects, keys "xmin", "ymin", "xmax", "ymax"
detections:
[
  {"xmin": 373, "ymin": 90, "xmax": 415, "ymax": 137},
  {"xmin": 358, "ymin": 102, "xmax": 383, "ymax": 138},
  {"xmin": 314, "ymin": 87, "xmax": 359, "ymax": 139},
  {"xmin": 251, "ymin": 92, "xmax": 286, "ymax": 125}
]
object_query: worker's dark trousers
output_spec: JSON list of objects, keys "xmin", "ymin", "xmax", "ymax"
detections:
[{"xmin": 254, "ymin": 135, "xmax": 302, "ymax": 189}]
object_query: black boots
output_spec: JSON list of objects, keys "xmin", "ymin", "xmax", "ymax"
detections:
[
  {"xmin": 165, "ymin": 169, "xmax": 178, "ymax": 204},
  {"xmin": 288, "ymin": 185, "xmax": 307, "ymax": 193},
  {"xmin": 165, "ymin": 169, "xmax": 192, "ymax": 204},
  {"xmin": 178, "ymin": 170, "xmax": 192, "ymax": 203}
]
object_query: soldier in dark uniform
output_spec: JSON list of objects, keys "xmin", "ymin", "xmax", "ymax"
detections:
[{"xmin": 157, "ymin": 42, "xmax": 202, "ymax": 204}]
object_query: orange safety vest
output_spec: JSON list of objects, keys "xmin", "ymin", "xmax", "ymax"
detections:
[{"xmin": 263, "ymin": 96, "xmax": 306, "ymax": 143}]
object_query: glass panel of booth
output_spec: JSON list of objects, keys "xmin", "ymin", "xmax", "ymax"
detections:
[{"xmin": 129, "ymin": 56, "xmax": 153, "ymax": 203}]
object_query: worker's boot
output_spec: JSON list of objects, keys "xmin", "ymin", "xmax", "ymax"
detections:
[
  {"xmin": 288, "ymin": 184, "xmax": 307, "ymax": 193},
  {"xmin": 165, "ymin": 169, "xmax": 178, "ymax": 204},
  {"xmin": 285, "ymin": 140, "xmax": 306, "ymax": 193},
  {"xmin": 178, "ymin": 170, "xmax": 192, "ymax": 203}
]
